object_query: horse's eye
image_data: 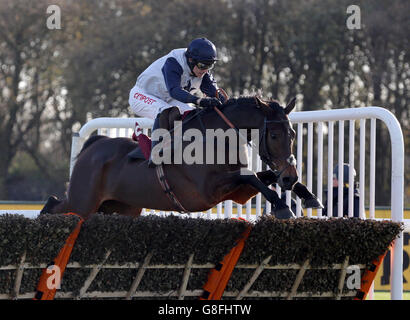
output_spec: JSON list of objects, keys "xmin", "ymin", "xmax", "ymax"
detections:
[{"xmin": 270, "ymin": 133, "xmax": 277, "ymax": 139}]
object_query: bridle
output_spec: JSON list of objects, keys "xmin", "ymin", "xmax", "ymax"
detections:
[
  {"xmin": 213, "ymin": 97, "xmax": 296, "ymax": 179},
  {"xmin": 258, "ymin": 117, "xmax": 297, "ymax": 179}
]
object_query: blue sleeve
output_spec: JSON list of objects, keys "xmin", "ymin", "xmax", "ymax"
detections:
[
  {"xmin": 200, "ymin": 73, "xmax": 226, "ymax": 103},
  {"xmin": 162, "ymin": 57, "xmax": 199, "ymax": 104}
]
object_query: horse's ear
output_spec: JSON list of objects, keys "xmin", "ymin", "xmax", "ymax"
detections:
[
  {"xmin": 284, "ymin": 97, "xmax": 296, "ymax": 114},
  {"xmin": 255, "ymin": 96, "xmax": 268, "ymax": 109}
]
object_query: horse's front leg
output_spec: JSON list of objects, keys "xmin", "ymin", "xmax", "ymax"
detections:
[
  {"xmin": 256, "ymin": 170, "xmax": 279, "ymax": 186},
  {"xmin": 238, "ymin": 169, "xmax": 295, "ymax": 219},
  {"xmin": 257, "ymin": 170, "xmax": 323, "ymax": 209},
  {"xmin": 292, "ymin": 183, "xmax": 324, "ymax": 209}
]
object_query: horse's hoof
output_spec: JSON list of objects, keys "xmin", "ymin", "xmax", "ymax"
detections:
[
  {"xmin": 272, "ymin": 207, "xmax": 296, "ymax": 219},
  {"xmin": 303, "ymin": 197, "xmax": 324, "ymax": 209},
  {"xmin": 40, "ymin": 196, "xmax": 60, "ymax": 215}
]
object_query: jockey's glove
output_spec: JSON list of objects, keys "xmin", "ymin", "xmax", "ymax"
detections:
[{"xmin": 197, "ymin": 97, "xmax": 222, "ymax": 108}]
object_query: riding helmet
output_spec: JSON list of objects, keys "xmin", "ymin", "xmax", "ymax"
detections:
[
  {"xmin": 333, "ymin": 163, "xmax": 356, "ymax": 184},
  {"xmin": 185, "ymin": 38, "xmax": 218, "ymax": 70}
]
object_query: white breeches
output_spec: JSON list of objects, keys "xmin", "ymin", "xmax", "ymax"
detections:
[{"xmin": 129, "ymin": 86, "xmax": 195, "ymax": 120}]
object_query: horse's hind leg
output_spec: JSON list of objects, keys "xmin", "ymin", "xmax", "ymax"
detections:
[
  {"xmin": 40, "ymin": 191, "xmax": 98, "ymax": 218},
  {"xmin": 98, "ymin": 200, "xmax": 142, "ymax": 218},
  {"xmin": 40, "ymin": 196, "xmax": 70, "ymax": 215},
  {"xmin": 65, "ymin": 163, "xmax": 108, "ymax": 219}
]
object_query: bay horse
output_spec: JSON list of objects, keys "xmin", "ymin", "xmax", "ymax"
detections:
[{"xmin": 42, "ymin": 96, "xmax": 307, "ymax": 220}]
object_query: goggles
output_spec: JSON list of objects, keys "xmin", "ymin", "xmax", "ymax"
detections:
[{"xmin": 196, "ymin": 60, "xmax": 215, "ymax": 70}]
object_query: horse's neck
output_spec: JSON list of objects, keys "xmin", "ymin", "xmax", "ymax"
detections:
[{"xmin": 193, "ymin": 104, "xmax": 264, "ymax": 132}]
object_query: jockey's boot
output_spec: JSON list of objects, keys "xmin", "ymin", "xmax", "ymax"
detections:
[
  {"xmin": 148, "ymin": 114, "xmax": 161, "ymax": 168},
  {"xmin": 128, "ymin": 122, "xmax": 146, "ymax": 160},
  {"xmin": 131, "ymin": 121, "xmax": 142, "ymax": 142}
]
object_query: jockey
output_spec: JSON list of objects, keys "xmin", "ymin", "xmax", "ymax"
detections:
[{"xmin": 128, "ymin": 37, "xmax": 225, "ymax": 166}]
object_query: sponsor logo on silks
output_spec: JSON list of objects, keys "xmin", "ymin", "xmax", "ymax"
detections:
[{"xmin": 133, "ymin": 92, "xmax": 157, "ymax": 105}]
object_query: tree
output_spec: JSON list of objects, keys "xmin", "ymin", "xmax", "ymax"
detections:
[
  {"xmin": 0, "ymin": 0, "xmax": 408, "ymax": 205},
  {"xmin": 0, "ymin": 0, "xmax": 65, "ymax": 199}
]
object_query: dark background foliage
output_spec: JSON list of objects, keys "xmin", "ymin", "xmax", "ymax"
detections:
[{"xmin": 0, "ymin": 0, "xmax": 408, "ymax": 205}]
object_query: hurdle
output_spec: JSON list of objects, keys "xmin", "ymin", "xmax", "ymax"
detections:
[{"xmin": 0, "ymin": 214, "xmax": 401, "ymax": 300}]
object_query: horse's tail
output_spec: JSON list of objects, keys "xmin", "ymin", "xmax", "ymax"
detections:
[{"xmin": 77, "ymin": 135, "xmax": 107, "ymax": 158}]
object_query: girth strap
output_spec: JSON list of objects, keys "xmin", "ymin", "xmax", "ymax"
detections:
[{"xmin": 155, "ymin": 164, "xmax": 189, "ymax": 213}]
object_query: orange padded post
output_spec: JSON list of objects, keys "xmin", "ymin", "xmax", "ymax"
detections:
[
  {"xmin": 34, "ymin": 213, "xmax": 84, "ymax": 300},
  {"xmin": 355, "ymin": 247, "xmax": 390, "ymax": 300},
  {"xmin": 200, "ymin": 222, "xmax": 252, "ymax": 300}
]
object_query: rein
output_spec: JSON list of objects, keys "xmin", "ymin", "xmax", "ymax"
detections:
[{"xmin": 214, "ymin": 106, "xmax": 236, "ymax": 129}]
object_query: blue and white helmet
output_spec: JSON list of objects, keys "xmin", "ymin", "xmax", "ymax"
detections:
[
  {"xmin": 186, "ymin": 38, "xmax": 218, "ymax": 71},
  {"xmin": 333, "ymin": 163, "xmax": 356, "ymax": 184}
]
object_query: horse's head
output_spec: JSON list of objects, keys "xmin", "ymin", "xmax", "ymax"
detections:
[{"xmin": 256, "ymin": 97, "xmax": 298, "ymax": 190}]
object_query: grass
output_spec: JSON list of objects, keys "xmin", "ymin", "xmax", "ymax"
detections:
[{"xmin": 371, "ymin": 291, "xmax": 410, "ymax": 300}]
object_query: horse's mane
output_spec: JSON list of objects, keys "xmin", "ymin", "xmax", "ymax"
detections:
[
  {"xmin": 221, "ymin": 95, "xmax": 284, "ymax": 117},
  {"xmin": 223, "ymin": 96, "xmax": 257, "ymax": 107}
]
